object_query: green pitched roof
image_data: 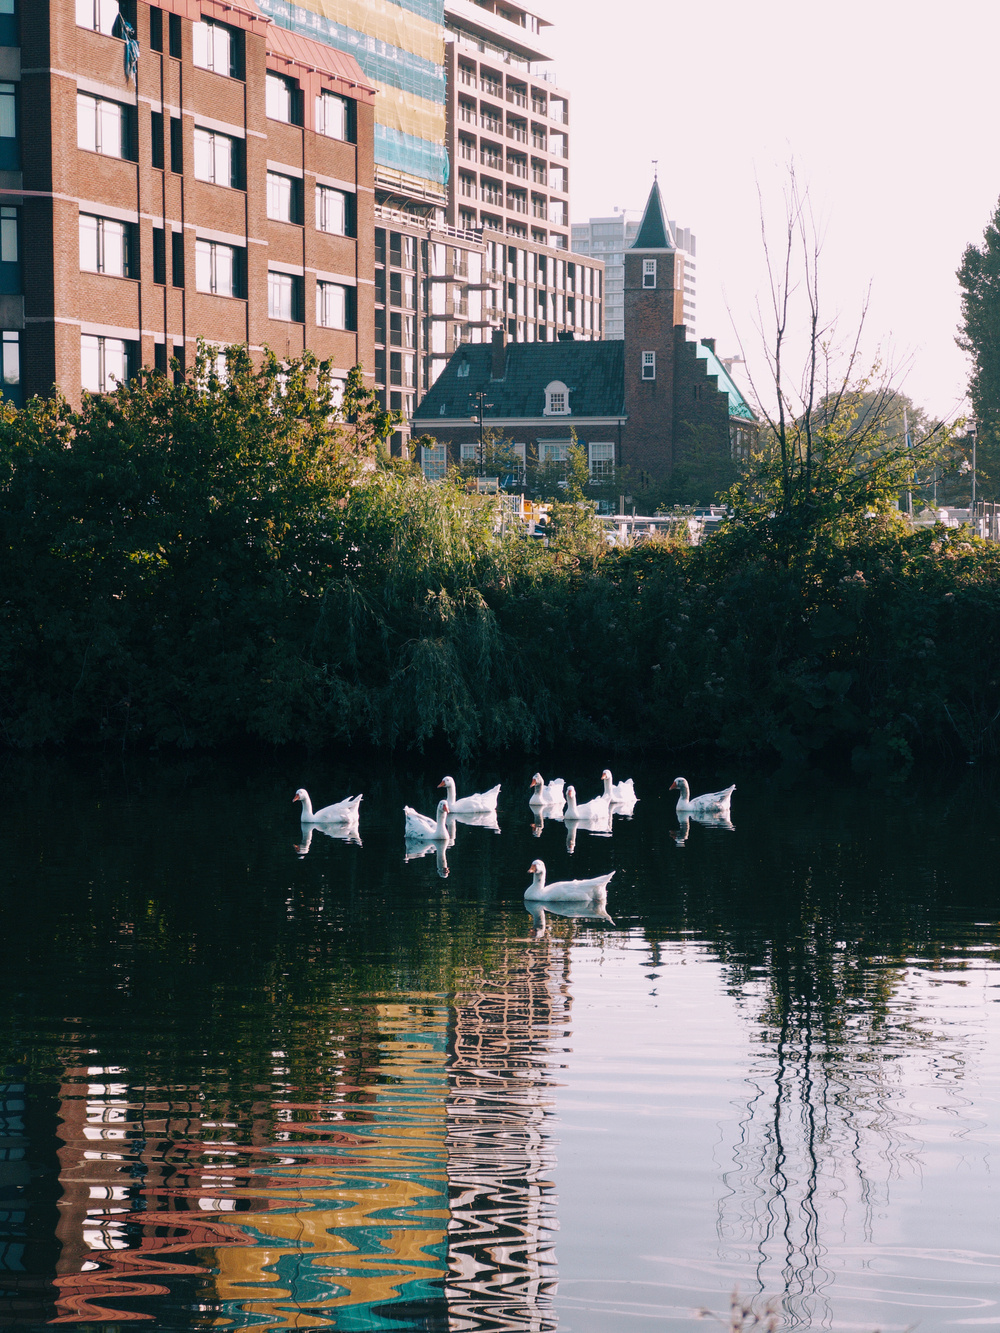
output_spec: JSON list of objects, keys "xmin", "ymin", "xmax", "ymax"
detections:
[
  {"xmin": 413, "ymin": 340, "xmax": 626, "ymax": 422},
  {"xmin": 694, "ymin": 341, "xmax": 755, "ymax": 420},
  {"xmin": 631, "ymin": 180, "xmax": 673, "ymax": 251}
]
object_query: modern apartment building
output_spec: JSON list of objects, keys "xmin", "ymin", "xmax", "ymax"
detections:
[
  {"xmin": 572, "ymin": 204, "xmax": 696, "ymax": 339},
  {"xmin": 256, "ymin": 0, "xmax": 601, "ymax": 436},
  {"xmin": 10, "ymin": 0, "xmax": 375, "ymax": 408}
]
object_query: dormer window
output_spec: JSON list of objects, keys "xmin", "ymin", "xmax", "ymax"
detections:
[
  {"xmin": 457, "ymin": 360, "xmax": 470, "ymax": 378},
  {"xmin": 643, "ymin": 258, "xmax": 657, "ymax": 289},
  {"xmin": 544, "ymin": 379, "xmax": 570, "ymax": 415}
]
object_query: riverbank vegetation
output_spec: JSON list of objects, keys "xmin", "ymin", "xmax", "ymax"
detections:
[{"xmin": 1, "ymin": 341, "xmax": 998, "ymax": 768}]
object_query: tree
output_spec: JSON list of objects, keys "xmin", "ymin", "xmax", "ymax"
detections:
[
  {"xmin": 721, "ymin": 177, "xmax": 952, "ymax": 564},
  {"xmin": 958, "ymin": 199, "xmax": 1000, "ymax": 497}
]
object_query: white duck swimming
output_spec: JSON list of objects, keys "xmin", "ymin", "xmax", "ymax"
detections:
[
  {"xmin": 403, "ymin": 799, "xmax": 451, "ymax": 841},
  {"xmin": 437, "ymin": 776, "xmax": 501, "ymax": 814},
  {"xmin": 524, "ymin": 858, "xmax": 615, "ymax": 902},
  {"xmin": 669, "ymin": 777, "xmax": 735, "ymax": 814},
  {"xmin": 294, "ymin": 789, "xmax": 363, "ymax": 824},
  {"xmin": 564, "ymin": 785, "xmax": 612, "ymax": 821},
  {"xmin": 529, "ymin": 773, "xmax": 565, "ymax": 808},
  {"xmin": 601, "ymin": 770, "xmax": 637, "ymax": 804}
]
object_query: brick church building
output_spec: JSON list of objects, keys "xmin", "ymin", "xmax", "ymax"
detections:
[{"xmin": 410, "ymin": 179, "xmax": 755, "ymax": 490}]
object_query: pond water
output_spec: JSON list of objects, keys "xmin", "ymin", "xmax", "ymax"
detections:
[{"xmin": 2, "ymin": 752, "xmax": 1000, "ymax": 1331}]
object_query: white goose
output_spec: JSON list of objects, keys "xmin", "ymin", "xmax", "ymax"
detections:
[
  {"xmin": 437, "ymin": 776, "xmax": 501, "ymax": 814},
  {"xmin": 670, "ymin": 777, "xmax": 735, "ymax": 814},
  {"xmin": 601, "ymin": 770, "xmax": 637, "ymax": 805},
  {"xmin": 404, "ymin": 799, "xmax": 451, "ymax": 841},
  {"xmin": 564, "ymin": 785, "xmax": 612, "ymax": 821},
  {"xmin": 294, "ymin": 789, "xmax": 363, "ymax": 824},
  {"xmin": 524, "ymin": 858, "xmax": 615, "ymax": 902},
  {"xmin": 529, "ymin": 774, "xmax": 566, "ymax": 808}
]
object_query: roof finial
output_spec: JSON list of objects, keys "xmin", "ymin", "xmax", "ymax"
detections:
[{"xmin": 652, "ymin": 159, "xmax": 658, "ymax": 181}]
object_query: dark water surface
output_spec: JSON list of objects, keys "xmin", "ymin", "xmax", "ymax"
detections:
[{"xmin": 2, "ymin": 752, "xmax": 1000, "ymax": 1331}]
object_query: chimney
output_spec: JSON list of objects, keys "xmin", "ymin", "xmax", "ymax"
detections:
[
  {"xmin": 701, "ymin": 337, "xmax": 715, "ymax": 353},
  {"xmin": 491, "ymin": 327, "xmax": 507, "ymax": 380}
]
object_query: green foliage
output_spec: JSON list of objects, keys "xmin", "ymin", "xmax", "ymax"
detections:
[
  {"xmin": 958, "ymin": 198, "xmax": 1000, "ymax": 497},
  {"xmin": 4, "ymin": 343, "xmax": 1000, "ymax": 768}
]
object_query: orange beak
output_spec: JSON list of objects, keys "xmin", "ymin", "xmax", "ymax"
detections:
[{"xmin": 292, "ymin": 794, "xmax": 301, "ymax": 803}]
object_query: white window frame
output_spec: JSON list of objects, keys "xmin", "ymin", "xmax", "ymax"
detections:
[
  {"xmin": 193, "ymin": 20, "xmax": 234, "ymax": 77},
  {"xmin": 76, "ymin": 0, "xmax": 121, "ymax": 35},
  {"xmin": 315, "ymin": 184, "xmax": 348, "ymax": 236},
  {"xmin": 316, "ymin": 90, "xmax": 348, "ymax": 141},
  {"xmin": 316, "ymin": 280, "xmax": 348, "ymax": 329},
  {"xmin": 421, "ymin": 442, "xmax": 448, "ymax": 482},
  {"xmin": 460, "ymin": 442, "xmax": 477, "ymax": 464},
  {"xmin": 268, "ymin": 269, "xmax": 299, "ymax": 321},
  {"xmin": 543, "ymin": 380, "xmax": 570, "ymax": 416},
  {"xmin": 539, "ymin": 440, "xmax": 569, "ymax": 466},
  {"xmin": 195, "ymin": 238, "xmax": 240, "ymax": 297},
  {"xmin": 193, "ymin": 126, "xmax": 236, "ymax": 187},
  {"xmin": 265, "ymin": 72, "xmax": 294, "ymax": 123},
  {"xmin": 2, "ymin": 329, "xmax": 19, "ymax": 395},
  {"xmin": 588, "ymin": 441, "xmax": 615, "ymax": 480},
  {"xmin": 76, "ymin": 92, "xmax": 125, "ymax": 158},
  {"xmin": 79, "ymin": 214, "xmax": 132, "ymax": 277},
  {"xmin": 642, "ymin": 350, "xmax": 656, "ymax": 381},
  {"xmin": 81, "ymin": 333, "xmax": 131, "ymax": 393},
  {"xmin": 643, "ymin": 258, "xmax": 657, "ymax": 289},
  {"xmin": 0, "ymin": 206, "xmax": 16, "ymax": 263},
  {"xmin": 267, "ymin": 171, "xmax": 297, "ymax": 223}
]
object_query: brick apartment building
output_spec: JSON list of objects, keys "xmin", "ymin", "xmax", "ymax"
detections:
[
  {"xmin": 9, "ymin": 0, "xmax": 375, "ymax": 407},
  {"xmin": 411, "ymin": 179, "xmax": 755, "ymax": 488}
]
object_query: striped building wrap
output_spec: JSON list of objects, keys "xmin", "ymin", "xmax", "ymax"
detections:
[{"xmin": 257, "ymin": 0, "xmax": 450, "ymax": 191}]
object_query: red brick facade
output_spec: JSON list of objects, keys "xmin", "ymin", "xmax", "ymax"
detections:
[{"xmin": 15, "ymin": 0, "xmax": 375, "ymax": 407}]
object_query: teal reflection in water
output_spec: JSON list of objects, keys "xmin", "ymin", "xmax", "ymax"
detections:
[{"xmin": 2, "ymin": 754, "xmax": 1000, "ymax": 1329}]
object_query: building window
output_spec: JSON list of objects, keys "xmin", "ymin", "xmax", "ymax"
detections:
[
  {"xmin": 315, "ymin": 184, "xmax": 350, "ymax": 236},
  {"xmin": 1, "ymin": 329, "xmax": 19, "ymax": 404},
  {"xmin": 460, "ymin": 442, "xmax": 476, "ymax": 464},
  {"xmin": 316, "ymin": 90, "xmax": 349, "ymax": 141},
  {"xmin": 267, "ymin": 171, "xmax": 301, "ymax": 224},
  {"xmin": 589, "ymin": 441, "xmax": 614, "ymax": 480},
  {"xmin": 539, "ymin": 440, "xmax": 568, "ymax": 474},
  {"xmin": 642, "ymin": 350, "xmax": 656, "ymax": 380},
  {"xmin": 77, "ymin": 93, "xmax": 127, "ymax": 158},
  {"xmin": 171, "ymin": 230, "xmax": 184, "ymax": 286},
  {"xmin": 544, "ymin": 380, "xmax": 570, "ymax": 415},
  {"xmin": 192, "ymin": 20, "xmax": 238, "ymax": 77},
  {"xmin": 421, "ymin": 442, "xmax": 447, "ymax": 481},
  {"xmin": 193, "ymin": 126, "xmax": 239, "ymax": 187},
  {"xmin": 266, "ymin": 72, "xmax": 296, "ymax": 123},
  {"xmin": 152, "ymin": 226, "xmax": 166, "ymax": 284},
  {"xmin": 643, "ymin": 258, "xmax": 657, "ymax": 289},
  {"xmin": 317, "ymin": 281, "xmax": 353, "ymax": 329},
  {"xmin": 195, "ymin": 239, "xmax": 244, "ymax": 297},
  {"xmin": 79, "ymin": 214, "xmax": 134, "ymax": 277},
  {"xmin": 169, "ymin": 115, "xmax": 182, "ymax": 171},
  {"xmin": 81, "ymin": 334, "xmax": 133, "ymax": 393},
  {"xmin": 268, "ymin": 269, "xmax": 302, "ymax": 322},
  {"xmin": 0, "ymin": 205, "xmax": 16, "ymax": 263},
  {"xmin": 76, "ymin": 0, "xmax": 122, "ymax": 35}
]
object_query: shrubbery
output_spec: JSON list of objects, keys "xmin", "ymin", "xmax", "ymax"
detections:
[{"xmin": 2, "ymin": 346, "xmax": 999, "ymax": 767}]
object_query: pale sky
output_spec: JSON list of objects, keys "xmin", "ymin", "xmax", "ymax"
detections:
[{"xmin": 547, "ymin": 0, "xmax": 997, "ymax": 424}]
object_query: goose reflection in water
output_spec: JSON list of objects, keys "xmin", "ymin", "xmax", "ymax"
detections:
[
  {"xmin": 404, "ymin": 835, "xmax": 452, "ymax": 877},
  {"xmin": 672, "ymin": 810, "xmax": 736, "ymax": 846},
  {"xmin": 526, "ymin": 899, "xmax": 616, "ymax": 939},
  {"xmin": 294, "ymin": 822, "xmax": 362, "ymax": 856},
  {"xmin": 447, "ymin": 808, "xmax": 501, "ymax": 835}
]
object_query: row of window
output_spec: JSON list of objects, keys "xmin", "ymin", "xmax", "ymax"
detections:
[
  {"xmin": 421, "ymin": 440, "xmax": 613, "ymax": 484},
  {"xmin": 77, "ymin": 213, "xmax": 352, "ymax": 326},
  {"xmin": 75, "ymin": 86, "xmax": 352, "ymax": 172}
]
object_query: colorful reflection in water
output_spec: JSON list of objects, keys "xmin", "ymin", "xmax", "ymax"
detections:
[{"xmin": 3, "ymin": 755, "xmax": 1000, "ymax": 1330}]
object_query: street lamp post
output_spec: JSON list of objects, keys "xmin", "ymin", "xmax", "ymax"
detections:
[{"xmin": 474, "ymin": 389, "xmax": 493, "ymax": 476}]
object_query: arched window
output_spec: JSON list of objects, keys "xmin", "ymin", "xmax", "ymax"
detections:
[{"xmin": 544, "ymin": 379, "xmax": 570, "ymax": 415}]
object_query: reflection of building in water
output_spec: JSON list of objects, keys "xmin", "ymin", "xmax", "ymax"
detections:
[
  {"xmin": 445, "ymin": 936, "xmax": 570, "ymax": 1332},
  {"xmin": 43, "ymin": 1003, "xmax": 453, "ymax": 1327},
  {"xmin": 16, "ymin": 939, "xmax": 572, "ymax": 1330}
]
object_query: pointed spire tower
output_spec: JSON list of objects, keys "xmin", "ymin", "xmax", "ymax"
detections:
[{"xmin": 621, "ymin": 175, "xmax": 689, "ymax": 483}]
